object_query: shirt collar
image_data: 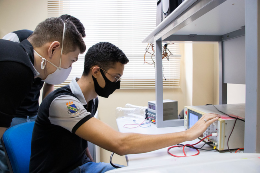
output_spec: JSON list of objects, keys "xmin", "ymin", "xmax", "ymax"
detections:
[
  {"xmin": 19, "ymin": 39, "xmax": 40, "ymax": 77},
  {"xmin": 69, "ymin": 77, "xmax": 87, "ymax": 105},
  {"xmin": 20, "ymin": 40, "xmax": 34, "ymax": 63}
]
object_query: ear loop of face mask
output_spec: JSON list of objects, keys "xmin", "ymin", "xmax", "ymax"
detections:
[{"xmin": 35, "ymin": 22, "xmax": 66, "ymax": 70}]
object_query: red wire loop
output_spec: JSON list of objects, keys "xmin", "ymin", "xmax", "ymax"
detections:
[{"xmin": 167, "ymin": 134, "xmax": 212, "ymax": 157}]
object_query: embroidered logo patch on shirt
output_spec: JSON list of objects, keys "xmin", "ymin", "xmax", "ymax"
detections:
[{"xmin": 66, "ymin": 101, "xmax": 78, "ymax": 114}]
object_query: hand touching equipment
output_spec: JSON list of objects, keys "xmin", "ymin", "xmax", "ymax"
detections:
[{"xmin": 185, "ymin": 113, "xmax": 220, "ymax": 141}]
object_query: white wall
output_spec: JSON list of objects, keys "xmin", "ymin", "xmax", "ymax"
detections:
[
  {"xmin": 184, "ymin": 42, "xmax": 219, "ymax": 107},
  {"xmin": 213, "ymin": 43, "xmax": 219, "ymax": 104},
  {"xmin": 227, "ymin": 84, "xmax": 246, "ymax": 104},
  {"xmin": 184, "ymin": 42, "xmax": 193, "ymax": 106},
  {"xmin": 0, "ymin": 0, "xmax": 48, "ymax": 38},
  {"xmin": 193, "ymin": 42, "xmax": 215, "ymax": 106}
]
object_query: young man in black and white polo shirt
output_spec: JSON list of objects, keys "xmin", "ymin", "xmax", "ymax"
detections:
[{"xmin": 30, "ymin": 42, "xmax": 219, "ymax": 173}]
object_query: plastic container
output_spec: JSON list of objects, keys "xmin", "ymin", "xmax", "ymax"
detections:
[{"xmin": 116, "ymin": 104, "xmax": 147, "ymax": 119}]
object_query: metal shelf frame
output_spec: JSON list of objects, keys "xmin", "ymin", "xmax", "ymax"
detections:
[{"xmin": 143, "ymin": 0, "xmax": 260, "ymax": 153}]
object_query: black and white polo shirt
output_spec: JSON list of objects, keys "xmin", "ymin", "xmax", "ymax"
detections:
[
  {"xmin": 30, "ymin": 78, "xmax": 95, "ymax": 173},
  {"xmin": 2, "ymin": 29, "xmax": 33, "ymax": 43}
]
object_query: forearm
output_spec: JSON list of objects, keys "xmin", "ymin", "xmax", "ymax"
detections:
[
  {"xmin": 76, "ymin": 114, "xmax": 219, "ymax": 156},
  {"xmin": 118, "ymin": 131, "xmax": 188, "ymax": 155},
  {"xmin": 76, "ymin": 120, "xmax": 187, "ymax": 155}
]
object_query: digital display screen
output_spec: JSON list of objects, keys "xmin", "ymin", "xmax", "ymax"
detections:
[
  {"xmin": 148, "ymin": 104, "xmax": 156, "ymax": 110},
  {"xmin": 188, "ymin": 112, "xmax": 199, "ymax": 128}
]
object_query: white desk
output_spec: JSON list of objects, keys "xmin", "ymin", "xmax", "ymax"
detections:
[{"xmin": 106, "ymin": 117, "xmax": 260, "ymax": 173}]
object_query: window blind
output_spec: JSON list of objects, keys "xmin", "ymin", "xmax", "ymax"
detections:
[{"xmin": 47, "ymin": 0, "xmax": 181, "ymax": 89}]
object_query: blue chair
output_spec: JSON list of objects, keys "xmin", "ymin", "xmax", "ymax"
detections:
[{"xmin": 1, "ymin": 121, "xmax": 35, "ymax": 173}]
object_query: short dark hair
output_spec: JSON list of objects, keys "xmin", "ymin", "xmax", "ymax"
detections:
[
  {"xmin": 59, "ymin": 14, "xmax": 86, "ymax": 37},
  {"xmin": 29, "ymin": 17, "xmax": 86, "ymax": 54},
  {"xmin": 83, "ymin": 42, "xmax": 129, "ymax": 75}
]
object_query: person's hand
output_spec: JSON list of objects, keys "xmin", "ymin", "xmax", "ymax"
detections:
[{"xmin": 185, "ymin": 113, "xmax": 220, "ymax": 141}]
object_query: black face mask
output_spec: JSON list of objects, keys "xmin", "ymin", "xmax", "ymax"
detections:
[{"xmin": 92, "ymin": 69, "xmax": 120, "ymax": 98}]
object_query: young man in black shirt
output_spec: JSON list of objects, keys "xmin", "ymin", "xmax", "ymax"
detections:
[
  {"xmin": 30, "ymin": 42, "xmax": 219, "ymax": 173},
  {"xmin": 0, "ymin": 15, "xmax": 87, "ymax": 173},
  {"xmin": 1, "ymin": 15, "xmax": 86, "ymax": 129},
  {"xmin": 0, "ymin": 17, "xmax": 86, "ymax": 139}
]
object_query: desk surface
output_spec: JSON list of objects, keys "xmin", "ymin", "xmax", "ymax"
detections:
[{"xmin": 107, "ymin": 117, "xmax": 260, "ymax": 173}]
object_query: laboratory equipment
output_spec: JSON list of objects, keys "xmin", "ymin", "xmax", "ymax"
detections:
[
  {"xmin": 162, "ymin": 0, "xmax": 184, "ymax": 19},
  {"xmin": 147, "ymin": 99, "xmax": 178, "ymax": 124},
  {"xmin": 184, "ymin": 104, "xmax": 245, "ymax": 151}
]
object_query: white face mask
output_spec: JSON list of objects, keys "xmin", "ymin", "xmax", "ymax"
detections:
[{"xmin": 35, "ymin": 22, "xmax": 72, "ymax": 85}]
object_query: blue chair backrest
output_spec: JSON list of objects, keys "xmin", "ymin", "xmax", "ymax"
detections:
[{"xmin": 1, "ymin": 121, "xmax": 35, "ymax": 173}]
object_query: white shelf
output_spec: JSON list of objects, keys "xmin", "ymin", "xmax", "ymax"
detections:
[
  {"xmin": 174, "ymin": 0, "xmax": 245, "ymax": 36},
  {"xmin": 143, "ymin": 0, "xmax": 245, "ymax": 43}
]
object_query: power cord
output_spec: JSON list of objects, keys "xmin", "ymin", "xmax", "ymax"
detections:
[
  {"xmin": 211, "ymin": 105, "xmax": 245, "ymax": 122},
  {"xmin": 110, "ymin": 152, "xmax": 128, "ymax": 168},
  {"xmin": 110, "ymin": 152, "xmax": 121, "ymax": 168},
  {"xmin": 168, "ymin": 133, "xmax": 217, "ymax": 157},
  {"xmin": 227, "ymin": 117, "xmax": 238, "ymax": 153}
]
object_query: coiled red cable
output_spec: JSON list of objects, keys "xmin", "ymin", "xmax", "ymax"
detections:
[{"xmin": 168, "ymin": 134, "xmax": 213, "ymax": 157}]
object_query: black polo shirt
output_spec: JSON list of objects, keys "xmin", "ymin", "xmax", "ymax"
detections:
[
  {"xmin": 2, "ymin": 30, "xmax": 44, "ymax": 118},
  {"xmin": 0, "ymin": 39, "xmax": 37, "ymax": 127},
  {"xmin": 15, "ymin": 77, "xmax": 44, "ymax": 117}
]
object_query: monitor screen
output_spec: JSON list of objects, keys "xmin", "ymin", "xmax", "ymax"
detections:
[{"xmin": 188, "ymin": 112, "xmax": 199, "ymax": 129}]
